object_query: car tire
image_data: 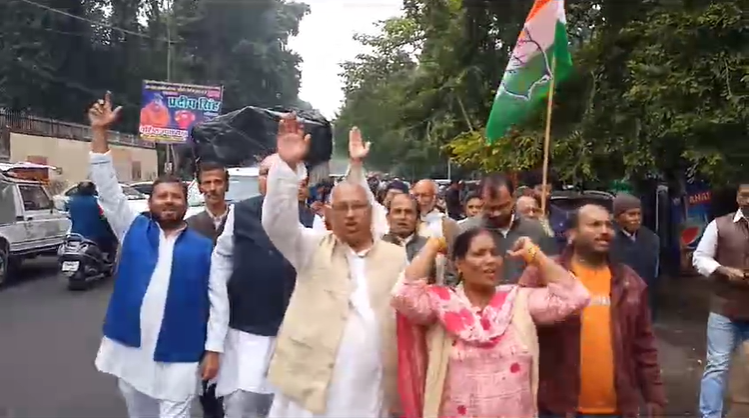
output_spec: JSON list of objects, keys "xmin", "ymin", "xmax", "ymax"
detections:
[
  {"xmin": 67, "ymin": 280, "xmax": 87, "ymax": 291},
  {"xmin": 0, "ymin": 246, "xmax": 8, "ymax": 287}
]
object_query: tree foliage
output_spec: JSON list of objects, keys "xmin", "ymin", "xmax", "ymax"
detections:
[
  {"xmin": 0, "ymin": 0, "xmax": 309, "ymax": 132},
  {"xmin": 336, "ymin": 0, "xmax": 748, "ymax": 184}
]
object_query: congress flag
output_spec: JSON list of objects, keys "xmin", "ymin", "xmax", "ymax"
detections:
[{"xmin": 485, "ymin": 0, "xmax": 572, "ymax": 143}]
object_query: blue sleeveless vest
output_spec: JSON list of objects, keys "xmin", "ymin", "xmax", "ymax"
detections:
[{"xmin": 103, "ymin": 215, "xmax": 213, "ymax": 363}]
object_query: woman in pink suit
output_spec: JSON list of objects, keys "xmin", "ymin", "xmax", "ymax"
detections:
[{"xmin": 393, "ymin": 229, "xmax": 590, "ymax": 418}]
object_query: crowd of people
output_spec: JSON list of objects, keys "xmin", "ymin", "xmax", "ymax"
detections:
[{"xmin": 79, "ymin": 93, "xmax": 748, "ymax": 418}]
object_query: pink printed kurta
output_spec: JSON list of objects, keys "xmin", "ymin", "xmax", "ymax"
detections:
[{"xmin": 392, "ymin": 278, "xmax": 589, "ymax": 418}]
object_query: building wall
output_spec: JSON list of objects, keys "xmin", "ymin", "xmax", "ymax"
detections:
[{"xmin": 9, "ymin": 133, "xmax": 158, "ymax": 186}]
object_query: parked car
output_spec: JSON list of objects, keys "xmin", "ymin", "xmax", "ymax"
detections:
[
  {"xmin": 186, "ymin": 166, "xmax": 260, "ymax": 218},
  {"xmin": 0, "ymin": 175, "xmax": 71, "ymax": 285},
  {"xmin": 53, "ymin": 183, "xmax": 149, "ymax": 215},
  {"xmin": 131, "ymin": 180, "xmax": 192, "ymax": 199},
  {"xmin": 549, "ymin": 189, "xmax": 615, "ymax": 212},
  {"xmin": 129, "ymin": 181, "xmax": 153, "ymax": 197}
]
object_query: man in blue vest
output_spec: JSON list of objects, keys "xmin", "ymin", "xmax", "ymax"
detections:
[
  {"xmin": 88, "ymin": 93, "xmax": 229, "ymax": 418},
  {"xmin": 210, "ymin": 152, "xmax": 315, "ymax": 418}
]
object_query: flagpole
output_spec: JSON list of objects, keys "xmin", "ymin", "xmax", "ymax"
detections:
[{"xmin": 540, "ymin": 57, "xmax": 556, "ymax": 215}]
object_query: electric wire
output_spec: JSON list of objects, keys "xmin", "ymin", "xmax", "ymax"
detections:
[{"xmin": 17, "ymin": 0, "xmax": 178, "ymax": 44}]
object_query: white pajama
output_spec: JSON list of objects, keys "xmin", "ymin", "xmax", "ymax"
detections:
[
  {"xmin": 119, "ymin": 380, "xmax": 191, "ymax": 418},
  {"xmin": 90, "ymin": 152, "xmax": 229, "ymax": 417},
  {"xmin": 262, "ymin": 158, "xmax": 387, "ymax": 418},
  {"xmin": 224, "ymin": 390, "xmax": 274, "ymax": 418}
]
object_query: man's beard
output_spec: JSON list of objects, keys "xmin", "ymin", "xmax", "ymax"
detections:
[{"xmin": 152, "ymin": 213, "xmax": 185, "ymax": 230}]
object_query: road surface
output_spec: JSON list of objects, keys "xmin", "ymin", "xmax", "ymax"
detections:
[
  {"xmin": 0, "ymin": 257, "xmax": 125, "ymax": 418},
  {"xmin": 0, "ymin": 258, "xmax": 744, "ymax": 417}
]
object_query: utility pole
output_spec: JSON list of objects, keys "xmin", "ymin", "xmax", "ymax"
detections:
[{"xmin": 164, "ymin": 0, "xmax": 174, "ymax": 174}]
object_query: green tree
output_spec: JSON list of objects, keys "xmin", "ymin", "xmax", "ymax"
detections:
[
  {"xmin": 0, "ymin": 0, "xmax": 311, "ymax": 130},
  {"xmin": 337, "ymin": 0, "xmax": 748, "ymax": 186}
]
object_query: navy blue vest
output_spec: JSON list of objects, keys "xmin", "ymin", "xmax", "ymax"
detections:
[
  {"xmin": 227, "ymin": 196, "xmax": 315, "ymax": 336},
  {"xmin": 103, "ymin": 215, "xmax": 213, "ymax": 363}
]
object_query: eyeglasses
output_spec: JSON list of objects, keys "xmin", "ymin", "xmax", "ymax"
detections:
[{"xmin": 330, "ymin": 202, "xmax": 369, "ymax": 213}]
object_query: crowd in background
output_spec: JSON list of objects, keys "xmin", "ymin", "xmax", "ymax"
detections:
[{"xmin": 76, "ymin": 94, "xmax": 748, "ymax": 418}]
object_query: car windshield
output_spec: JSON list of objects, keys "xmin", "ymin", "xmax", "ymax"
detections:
[
  {"xmin": 121, "ymin": 185, "xmax": 147, "ymax": 200},
  {"xmin": 187, "ymin": 176, "xmax": 260, "ymax": 207},
  {"xmin": 130, "ymin": 183, "xmax": 153, "ymax": 196}
]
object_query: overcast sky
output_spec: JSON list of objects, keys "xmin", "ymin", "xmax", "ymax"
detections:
[{"xmin": 288, "ymin": 0, "xmax": 403, "ymax": 119}]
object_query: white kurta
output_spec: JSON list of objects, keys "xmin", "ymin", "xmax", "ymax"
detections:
[
  {"xmin": 211, "ymin": 208, "xmax": 277, "ymax": 397},
  {"xmin": 212, "ymin": 162, "xmax": 387, "ymax": 400},
  {"xmin": 261, "ymin": 156, "xmax": 387, "ymax": 418},
  {"xmin": 312, "ymin": 215, "xmax": 328, "ymax": 232},
  {"xmin": 89, "ymin": 152, "xmax": 229, "ymax": 402},
  {"xmin": 421, "ymin": 209, "xmax": 446, "ymax": 238}
]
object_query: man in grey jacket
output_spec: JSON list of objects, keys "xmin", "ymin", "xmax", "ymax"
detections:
[
  {"xmin": 186, "ymin": 161, "xmax": 230, "ymax": 418},
  {"xmin": 460, "ymin": 173, "xmax": 558, "ymax": 283},
  {"xmin": 381, "ymin": 193, "xmax": 437, "ymax": 279}
]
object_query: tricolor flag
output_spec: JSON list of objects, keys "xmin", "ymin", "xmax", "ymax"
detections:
[{"xmin": 485, "ymin": 0, "xmax": 573, "ymax": 143}]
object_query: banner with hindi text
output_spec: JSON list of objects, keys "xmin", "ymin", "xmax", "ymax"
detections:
[{"xmin": 139, "ymin": 80, "xmax": 223, "ymax": 143}]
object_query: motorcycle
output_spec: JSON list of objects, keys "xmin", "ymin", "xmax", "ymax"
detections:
[{"xmin": 58, "ymin": 234, "xmax": 116, "ymax": 291}]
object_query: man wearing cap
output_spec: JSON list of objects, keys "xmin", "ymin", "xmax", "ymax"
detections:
[{"xmin": 609, "ymin": 193, "xmax": 661, "ymax": 319}]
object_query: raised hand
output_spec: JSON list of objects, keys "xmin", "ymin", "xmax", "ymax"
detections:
[
  {"xmin": 276, "ymin": 113, "xmax": 310, "ymax": 167},
  {"xmin": 427, "ymin": 236, "xmax": 448, "ymax": 254},
  {"xmin": 348, "ymin": 127, "xmax": 371, "ymax": 162},
  {"xmin": 507, "ymin": 236, "xmax": 540, "ymax": 264},
  {"xmin": 88, "ymin": 91, "xmax": 122, "ymax": 130}
]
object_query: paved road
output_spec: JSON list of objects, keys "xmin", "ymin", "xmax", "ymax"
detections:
[
  {"xmin": 0, "ymin": 259, "xmax": 741, "ymax": 418},
  {"xmin": 0, "ymin": 257, "xmax": 125, "ymax": 418}
]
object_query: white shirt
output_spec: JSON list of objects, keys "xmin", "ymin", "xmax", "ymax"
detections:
[
  {"xmin": 211, "ymin": 207, "xmax": 277, "ymax": 397},
  {"xmin": 693, "ymin": 211, "xmax": 745, "ymax": 277},
  {"xmin": 261, "ymin": 156, "xmax": 387, "ymax": 418},
  {"xmin": 420, "ymin": 209, "xmax": 445, "ymax": 238},
  {"xmin": 312, "ymin": 214, "xmax": 327, "ymax": 232},
  {"xmin": 206, "ymin": 206, "xmax": 229, "ymax": 230},
  {"xmin": 211, "ymin": 161, "xmax": 383, "ymax": 398},
  {"xmin": 89, "ymin": 152, "xmax": 229, "ymax": 402}
]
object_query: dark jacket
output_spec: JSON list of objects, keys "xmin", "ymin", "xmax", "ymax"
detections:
[
  {"xmin": 227, "ymin": 195, "xmax": 315, "ymax": 336},
  {"xmin": 186, "ymin": 210, "xmax": 228, "ymax": 245},
  {"xmin": 519, "ymin": 247, "xmax": 665, "ymax": 417},
  {"xmin": 611, "ymin": 226, "xmax": 660, "ymax": 286},
  {"xmin": 382, "ymin": 232, "xmax": 438, "ymax": 282},
  {"xmin": 460, "ymin": 214, "xmax": 559, "ymax": 283}
]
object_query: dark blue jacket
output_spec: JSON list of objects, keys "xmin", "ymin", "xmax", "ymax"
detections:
[
  {"xmin": 228, "ymin": 196, "xmax": 315, "ymax": 336},
  {"xmin": 68, "ymin": 195, "xmax": 112, "ymax": 242}
]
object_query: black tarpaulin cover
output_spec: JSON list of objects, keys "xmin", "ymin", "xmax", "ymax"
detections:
[{"xmin": 189, "ymin": 106, "xmax": 333, "ymax": 168}]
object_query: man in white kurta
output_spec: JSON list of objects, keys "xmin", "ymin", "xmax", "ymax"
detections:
[
  {"xmin": 87, "ymin": 94, "xmax": 229, "ymax": 418},
  {"xmin": 210, "ymin": 126, "xmax": 389, "ymax": 418},
  {"xmin": 411, "ymin": 179, "xmax": 460, "ymax": 241},
  {"xmin": 209, "ymin": 154, "xmax": 315, "ymax": 418},
  {"xmin": 261, "ymin": 118, "xmax": 404, "ymax": 417}
]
